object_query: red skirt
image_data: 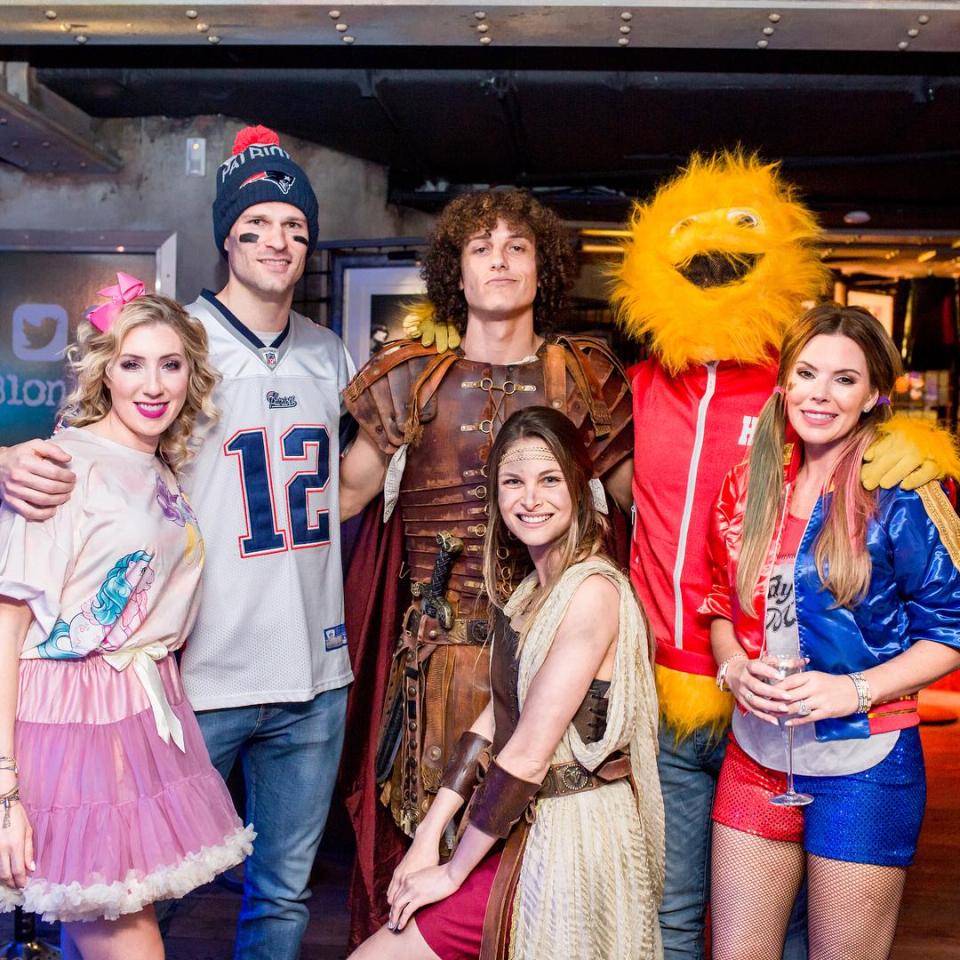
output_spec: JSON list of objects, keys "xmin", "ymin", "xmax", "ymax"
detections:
[{"xmin": 415, "ymin": 851, "xmax": 503, "ymax": 960}]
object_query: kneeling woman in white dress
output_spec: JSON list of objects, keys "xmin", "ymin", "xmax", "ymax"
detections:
[{"xmin": 351, "ymin": 405, "xmax": 664, "ymax": 960}]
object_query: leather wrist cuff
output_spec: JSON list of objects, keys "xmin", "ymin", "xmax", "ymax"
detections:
[
  {"xmin": 468, "ymin": 759, "xmax": 540, "ymax": 840},
  {"xmin": 440, "ymin": 731, "xmax": 492, "ymax": 799}
]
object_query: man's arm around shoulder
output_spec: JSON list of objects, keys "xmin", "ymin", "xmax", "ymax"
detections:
[{"xmin": 0, "ymin": 440, "xmax": 76, "ymax": 521}]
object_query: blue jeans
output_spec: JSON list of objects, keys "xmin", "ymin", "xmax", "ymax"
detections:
[
  {"xmin": 197, "ymin": 687, "xmax": 348, "ymax": 960},
  {"xmin": 658, "ymin": 724, "xmax": 808, "ymax": 960}
]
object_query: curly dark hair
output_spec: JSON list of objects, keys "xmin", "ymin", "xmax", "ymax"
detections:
[{"xmin": 421, "ymin": 190, "xmax": 577, "ymax": 336}]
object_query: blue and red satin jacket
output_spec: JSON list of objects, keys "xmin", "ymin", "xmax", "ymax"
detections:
[{"xmin": 703, "ymin": 458, "xmax": 960, "ymax": 742}]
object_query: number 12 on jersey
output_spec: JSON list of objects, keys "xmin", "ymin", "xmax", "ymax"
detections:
[{"xmin": 225, "ymin": 425, "xmax": 331, "ymax": 557}]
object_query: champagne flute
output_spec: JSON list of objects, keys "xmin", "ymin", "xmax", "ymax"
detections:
[{"xmin": 763, "ymin": 655, "xmax": 814, "ymax": 807}]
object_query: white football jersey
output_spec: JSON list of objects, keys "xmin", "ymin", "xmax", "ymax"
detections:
[{"xmin": 178, "ymin": 291, "xmax": 354, "ymax": 710}]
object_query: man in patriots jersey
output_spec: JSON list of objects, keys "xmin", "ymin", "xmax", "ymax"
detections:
[{"xmin": 0, "ymin": 126, "xmax": 352, "ymax": 960}]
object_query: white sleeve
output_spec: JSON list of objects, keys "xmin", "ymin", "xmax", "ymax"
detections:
[{"xmin": 0, "ymin": 502, "xmax": 76, "ymax": 637}]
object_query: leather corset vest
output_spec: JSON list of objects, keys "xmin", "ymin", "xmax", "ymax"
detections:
[
  {"xmin": 489, "ymin": 606, "xmax": 610, "ymax": 755},
  {"xmin": 398, "ymin": 355, "xmax": 553, "ymax": 615}
]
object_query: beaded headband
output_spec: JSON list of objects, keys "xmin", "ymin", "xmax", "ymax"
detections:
[{"xmin": 499, "ymin": 444, "xmax": 558, "ymax": 466}]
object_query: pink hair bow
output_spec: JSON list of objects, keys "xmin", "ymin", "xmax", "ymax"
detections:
[{"xmin": 87, "ymin": 272, "xmax": 146, "ymax": 332}]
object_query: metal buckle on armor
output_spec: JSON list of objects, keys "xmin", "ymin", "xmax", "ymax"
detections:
[
  {"xmin": 478, "ymin": 419, "xmax": 493, "ymax": 434},
  {"xmin": 471, "ymin": 484, "xmax": 487, "ymax": 498}
]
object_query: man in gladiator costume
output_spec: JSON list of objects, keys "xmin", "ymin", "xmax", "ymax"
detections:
[{"xmin": 338, "ymin": 190, "xmax": 633, "ymax": 943}]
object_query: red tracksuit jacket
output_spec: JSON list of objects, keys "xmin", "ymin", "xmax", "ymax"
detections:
[{"xmin": 630, "ymin": 356, "xmax": 778, "ymax": 677}]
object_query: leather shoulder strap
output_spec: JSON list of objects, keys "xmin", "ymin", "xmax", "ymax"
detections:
[{"xmin": 552, "ymin": 335, "xmax": 613, "ymax": 436}]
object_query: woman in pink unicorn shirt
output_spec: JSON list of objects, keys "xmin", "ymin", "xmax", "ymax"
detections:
[{"xmin": 0, "ymin": 275, "xmax": 253, "ymax": 959}]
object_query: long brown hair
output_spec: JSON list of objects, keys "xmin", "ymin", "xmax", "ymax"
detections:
[
  {"xmin": 738, "ymin": 302, "xmax": 903, "ymax": 612},
  {"xmin": 483, "ymin": 407, "xmax": 612, "ymax": 622}
]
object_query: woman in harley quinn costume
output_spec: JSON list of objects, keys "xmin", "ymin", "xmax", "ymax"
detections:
[
  {"xmin": 0, "ymin": 279, "xmax": 252, "ymax": 960},
  {"xmin": 703, "ymin": 303, "xmax": 960, "ymax": 960}
]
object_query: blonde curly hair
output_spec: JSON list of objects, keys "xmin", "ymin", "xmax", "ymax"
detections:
[{"xmin": 61, "ymin": 294, "xmax": 219, "ymax": 474}]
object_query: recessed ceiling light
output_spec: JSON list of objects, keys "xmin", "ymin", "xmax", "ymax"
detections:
[{"xmin": 843, "ymin": 210, "xmax": 871, "ymax": 225}]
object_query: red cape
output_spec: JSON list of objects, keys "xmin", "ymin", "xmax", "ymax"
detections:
[{"xmin": 339, "ymin": 496, "xmax": 408, "ymax": 948}]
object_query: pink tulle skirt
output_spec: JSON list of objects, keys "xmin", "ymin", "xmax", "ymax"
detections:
[{"xmin": 0, "ymin": 653, "xmax": 254, "ymax": 923}]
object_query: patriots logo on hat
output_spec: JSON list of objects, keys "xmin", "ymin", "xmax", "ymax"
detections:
[{"xmin": 240, "ymin": 170, "xmax": 296, "ymax": 195}]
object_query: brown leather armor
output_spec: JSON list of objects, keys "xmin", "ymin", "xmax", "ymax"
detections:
[{"xmin": 343, "ymin": 336, "xmax": 632, "ymax": 835}]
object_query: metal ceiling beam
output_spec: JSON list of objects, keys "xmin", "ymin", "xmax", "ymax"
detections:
[
  {"xmin": 3, "ymin": 2, "xmax": 960, "ymax": 52},
  {"xmin": 0, "ymin": 61, "xmax": 121, "ymax": 173}
]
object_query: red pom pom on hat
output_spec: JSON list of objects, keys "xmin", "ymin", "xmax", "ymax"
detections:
[{"xmin": 231, "ymin": 125, "xmax": 280, "ymax": 156}]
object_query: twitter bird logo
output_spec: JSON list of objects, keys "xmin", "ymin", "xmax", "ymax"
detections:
[{"xmin": 12, "ymin": 304, "xmax": 68, "ymax": 362}]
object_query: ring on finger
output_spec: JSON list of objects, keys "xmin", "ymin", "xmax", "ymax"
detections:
[
  {"xmin": 798, "ymin": 699, "xmax": 811, "ymax": 717},
  {"xmin": 744, "ymin": 689, "xmax": 753, "ymax": 702}
]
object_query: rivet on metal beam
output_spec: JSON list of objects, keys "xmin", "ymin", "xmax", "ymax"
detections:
[
  {"xmin": 60, "ymin": 22, "xmax": 72, "ymax": 31},
  {"xmin": 0, "ymin": 118, "xmax": 7, "ymax": 125},
  {"xmin": 479, "ymin": 35, "xmax": 492, "ymax": 44},
  {"xmin": 208, "ymin": 34, "xmax": 221, "ymax": 43},
  {"xmin": 898, "ymin": 40, "xmax": 909, "ymax": 50},
  {"xmin": 197, "ymin": 22, "xmax": 209, "ymax": 32},
  {"xmin": 618, "ymin": 37, "xmax": 629, "ymax": 46},
  {"xmin": 474, "ymin": 11, "xmax": 487, "ymax": 20},
  {"xmin": 328, "ymin": 9, "xmax": 341, "ymax": 18},
  {"xmin": 185, "ymin": 9, "xmax": 198, "ymax": 19},
  {"xmin": 336, "ymin": 22, "xmax": 348, "ymax": 31},
  {"xmin": 620, "ymin": 25, "xmax": 631, "ymax": 34},
  {"xmin": 907, "ymin": 28, "xmax": 919, "ymax": 38},
  {"xmin": 756, "ymin": 39, "xmax": 768, "ymax": 48},
  {"xmin": 917, "ymin": 15, "xmax": 930, "ymax": 25},
  {"xmin": 768, "ymin": 13, "xmax": 781, "ymax": 23},
  {"xmin": 477, "ymin": 23, "xmax": 489, "ymax": 33},
  {"xmin": 11, "ymin": 140, "xmax": 20, "ymax": 148},
  {"xmin": 75, "ymin": 34, "xmax": 88, "ymax": 43},
  {"xmin": 79, "ymin": 160, "xmax": 87, "ymax": 168},
  {"xmin": 41, "ymin": 141, "xmax": 50, "ymax": 148},
  {"xmin": 620, "ymin": 11, "xmax": 633, "ymax": 21},
  {"xmin": 762, "ymin": 26, "xmax": 775, "ymax": 35},
  {"xmin": 342, "ymin": 35, "xmax": 355, "ymax": 43},
  {"xmin": 44, "ymin": 10, "xmax": 57, "ymax": 20}
]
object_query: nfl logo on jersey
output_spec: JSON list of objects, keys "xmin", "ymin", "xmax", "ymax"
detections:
[{"xmin": 260, "ymin": 347, "xmax": 279, "ymax": 367}]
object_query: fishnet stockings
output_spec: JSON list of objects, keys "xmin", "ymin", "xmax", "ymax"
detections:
[
  {"xmin": 711, "ymin": 825, "xmax": 908, "ymax": 960},
  {"xmin": 807, "ymin": 854, "xmax": 905, "ymax": 960},
  {"xmin": 711, "ymin": 823, "xmax": 805, "ymax": 960}
]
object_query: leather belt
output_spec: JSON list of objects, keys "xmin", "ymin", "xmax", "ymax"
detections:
[
  {"xmin": 406, "ymin": 604, "xmax": 489, "ymax": 646},
  {"xmin": 537, "ymin": 751, "xmax": 631, "ymax": 800}
]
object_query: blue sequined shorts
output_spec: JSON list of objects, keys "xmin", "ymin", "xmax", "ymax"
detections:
[{"xmin": 713, "ymin": 728, "xmax": 925, "ymax": 867}]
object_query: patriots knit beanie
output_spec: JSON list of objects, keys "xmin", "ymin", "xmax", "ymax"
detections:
[{"xmin": 213, "ymin": 125, "xmax": 319, "ymax": 258}]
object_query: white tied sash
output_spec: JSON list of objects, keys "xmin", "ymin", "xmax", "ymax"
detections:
[{"xmin": 103, "ymin": 643, "xmax": 186, "ymax": 752}]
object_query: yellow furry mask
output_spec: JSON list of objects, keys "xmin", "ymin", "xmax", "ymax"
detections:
[{"xmin": 611, "ymin": 152, "xmax": 829, "ymax": 374}]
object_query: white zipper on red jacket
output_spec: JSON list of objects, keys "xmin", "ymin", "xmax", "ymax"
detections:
[{"xmin": 672, "ymin": 361, "xmax": 718, "ymax": 649}]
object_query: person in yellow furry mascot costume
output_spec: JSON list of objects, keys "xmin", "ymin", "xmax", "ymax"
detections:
[{"xmin": 609, "ymin": 151, "xmax": 959, "ymax": 960}]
